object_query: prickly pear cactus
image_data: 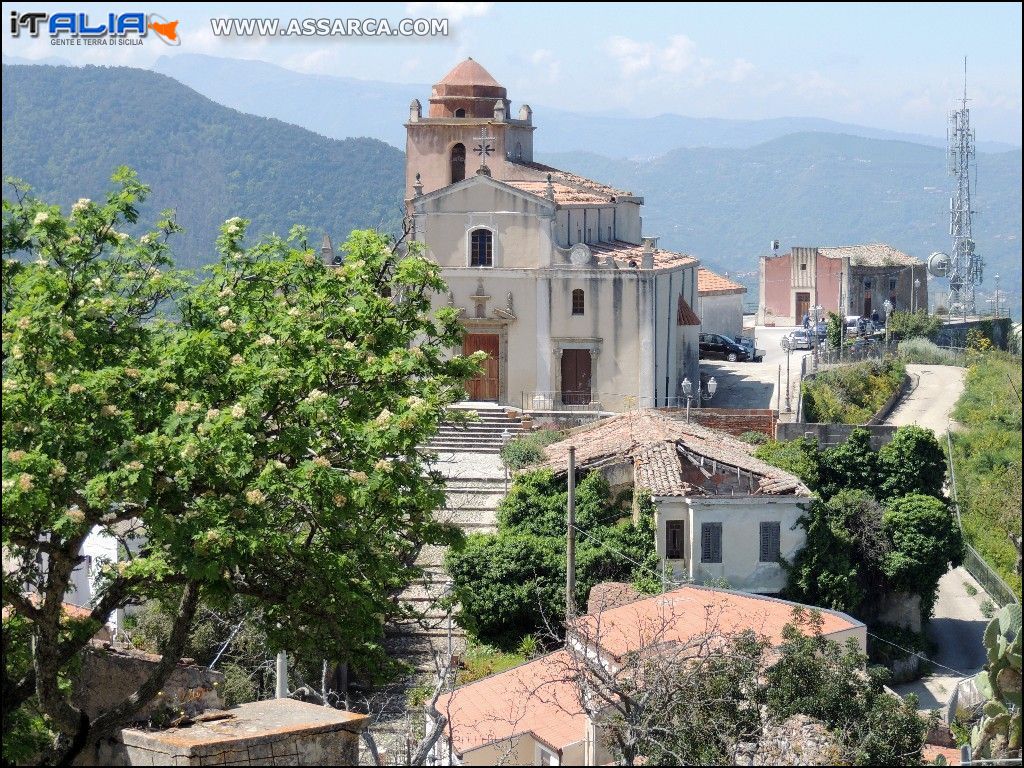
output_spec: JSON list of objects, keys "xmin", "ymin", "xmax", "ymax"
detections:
[{"xmin": 971, "ymin": 603, "xmax": 1022, "ymax": 759}]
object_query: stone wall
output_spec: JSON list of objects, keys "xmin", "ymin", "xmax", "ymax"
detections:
[
  {"xmin": 735, "ymin": 714, "xmax": 843, "ymax": 766},
  {"xmin": 84, "ymin": 699, "xmax": 368, "ymax": 767},
  {"xmin": 73, "ymin": 643, "xmax": 224, "ymax": 723}
]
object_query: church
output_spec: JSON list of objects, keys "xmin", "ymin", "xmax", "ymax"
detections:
[{"xmin": 405, "ymin": 59, "xmax": 701, "ymax": 412}]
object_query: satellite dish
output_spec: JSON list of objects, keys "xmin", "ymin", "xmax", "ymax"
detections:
[{"xmin": 928, "ymin": 251, "xmax": 951, "ymax": 278}]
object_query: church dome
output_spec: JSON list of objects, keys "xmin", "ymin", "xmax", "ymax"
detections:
[{"xmin": 429, "ymin": 58, "xmax": 507, "ymax": 118}]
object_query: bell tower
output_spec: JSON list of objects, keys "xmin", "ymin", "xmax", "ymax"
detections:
[{"xmin": 405, "ymin": 58, "xmax": 536, "ymax": 204}]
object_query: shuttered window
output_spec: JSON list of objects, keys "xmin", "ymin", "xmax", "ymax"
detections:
[
  {"xmin": 700, "ymin": 522, "xmax": 722, "ymax": 564},
  {"xmin": 666, "ymin": 520, "xmax": 684, "ymax": 560},
  {"xmin": 760, "ymin": 521, "xmax": 781, "ymax": 563}
]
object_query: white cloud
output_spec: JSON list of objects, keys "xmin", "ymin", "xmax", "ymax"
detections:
[
  {"xmin": 605, "ymin": 34, "xmax": 754, "ymax": 86},
  {"xmin": 406, "ymin": 3, "xmax": 494, "ymax": 23},
  {"xmin": 529, "ymin": 49, "xmax": 562, "ymax": 81}
]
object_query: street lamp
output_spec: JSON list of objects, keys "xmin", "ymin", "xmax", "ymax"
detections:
[
  {"xmin": 702, "ymin": 377, "xmax": 718, "ymax": 402},
  {"xmin": 500, "ymin": 428, "xmax": 511, "ymax": 493},
  {"xmin": 912, "ymin": 278, "xmax": 921, "ymax": 314},
  {"xmin": 883, "ymin": 298, "xmax": 893, "ymax": 347},
  {"xmin": 681, "ymin": 378, "xmax": 693, "ymax": 423}
]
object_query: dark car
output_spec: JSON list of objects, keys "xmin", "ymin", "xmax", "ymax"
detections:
[{"xmin": 699, "ymin": 333, "xmax": 750, "ymax": 362}]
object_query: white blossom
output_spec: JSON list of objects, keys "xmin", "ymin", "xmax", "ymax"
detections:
[
  {"xmin": 245, "ymin": 489, "xmax": 266, "ymax": 505},
  {"xmin": 256, "ymin": 334, "xmax": 275, "ymax": 346},
  {"xmin": 230, "ymin": 404, "xmax": 246, "ymax": 419},
  {"xmin": 219, "ymin": 319, "xmax": 237, "ymax": 333},
  {"xmin": 33, "ymin": 212, "xmax": 49, "ymax": 226},
  {"xmin": 217, "ymin": 305, "xmax": 231, "ymax": 316},
  {"xmin": 375, "ymin": 408, "xmax": 392, "ymax": 425},
  {"xmin": 71, "ymin": 198, "xmax": 91, "ymax": 214}
]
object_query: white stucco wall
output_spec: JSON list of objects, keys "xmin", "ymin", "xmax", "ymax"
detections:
[{"xmin": 653, "ymin": 496, "xmax": 808, "ymax": 593}]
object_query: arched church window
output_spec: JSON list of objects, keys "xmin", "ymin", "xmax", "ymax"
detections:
[
  {"xmin": 470, "ymin": 229, "xmax": 493, "ymax": 267},
  {"xmin": 451, "ymin": 143, "xmax": 466, "ymax": 183},
  {"xmin": 454, "ymin": 108, "xmax": 466, "ymax": 118},
  {"xmin": 572, "ymin": 289, "xmax": 585, "ymax": 315},
  {"xmin": 515, "ymin": 142, "xmax": 523, "ymax": 161}
]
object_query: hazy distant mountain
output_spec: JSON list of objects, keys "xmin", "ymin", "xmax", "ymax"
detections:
[
  {"xmin": 539, "ymin": 134, "xmax": 1022, "ymax": 316},
  {"xmin": 1, "ymin": 64, "xmax": 405, "ymax": 271},
  {"xmin": 150, "ymin": 54, "xmax": 1018, "ymax": 156}
]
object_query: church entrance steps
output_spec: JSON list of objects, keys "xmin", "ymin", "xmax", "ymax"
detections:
[{"xmin": 422, "ymin": 404, "xmax": 529, "ymax": 455}]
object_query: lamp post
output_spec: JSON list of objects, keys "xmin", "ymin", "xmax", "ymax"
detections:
[
  {"xmin": 883, "ymin": 298, "xmax": 893, "ymax": 347},
  {"xmin": 681, "ymin": 378, "xmax": 693, "ymax": 423},
  {"xmin": 994, "ymin": 274, "xmax": 1000, "ymax": 317},
  {"xmin": 785, "ymin": 345, "xmax": 792, "ymax": 413},
  {"xmin": 912, "ymin": 278, "xmax": 921, "ymax": 314},
  {"xmin": 702, "ymin": 377, "xmax": 718, "ymax": 402}
]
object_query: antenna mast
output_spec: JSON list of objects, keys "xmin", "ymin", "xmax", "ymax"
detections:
[{"xmin": 946, "ymin": 57, "xmax": 983, "ymax": 314}]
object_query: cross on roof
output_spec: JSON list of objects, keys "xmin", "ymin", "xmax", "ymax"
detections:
[{"xmin": 473, "ymin": 126, "xmax": 495, "ymax": 168}]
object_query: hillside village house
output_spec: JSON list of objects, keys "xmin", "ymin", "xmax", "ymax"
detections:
[
  {"xmin": 399, "ymin": 59, "xmax": 701, "ymax": 412},
  {"xmin": 756, "ymin": 243, "xmax": 928, "ymax": 326},
  {"xmin": 539, "ymin": 411, "xmax": 811, "ymax": 593},
  {"xmin": 696, "ymin": 267, "xmax": 747, "ymax": 338},
  {"xmin": 430, "ymin": 584, "xmax": 864, "ymax": 766}
]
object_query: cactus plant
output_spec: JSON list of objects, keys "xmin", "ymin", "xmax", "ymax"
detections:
[{"xmin": 970, "ymin": 603, "xmax": 1022, "ymax": 759}]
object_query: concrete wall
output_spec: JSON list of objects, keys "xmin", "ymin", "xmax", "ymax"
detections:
[
  {"xmin": 653, "ymin": 496, "xmax": 808, "ymax": 593},
  {"xmin": 698, "ymin": 291, "xmax": 744, "ymax": 338},
  {"xmin": 775, "ymin": 422, "xmax": 897, "ymax": 450},
  {"xmin": 460, "ymin": 734, "xmax": 535, "ymax": 766}
]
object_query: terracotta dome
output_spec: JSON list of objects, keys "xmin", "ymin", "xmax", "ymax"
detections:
[
  {"xmin": 429, "ymin": 58, "xmax": 507, "ymax": 118},
  {"xmin": 436, "ymin": 58, "xmax": 503, "ymax": 88}
]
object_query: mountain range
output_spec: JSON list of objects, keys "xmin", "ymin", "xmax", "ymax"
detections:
[{"xmin": 2, "ymin": 59, "xmax": 1020, "ymax": 316}]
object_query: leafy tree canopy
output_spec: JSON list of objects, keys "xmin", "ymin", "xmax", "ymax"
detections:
[{"xmin": 2, "ymin": 169, "xmax": 477, "ymax": 763}]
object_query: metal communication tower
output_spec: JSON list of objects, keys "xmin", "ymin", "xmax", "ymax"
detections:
[{"xmin": 946, "ymin": 60, "xmax": 983, "ymax": 314}]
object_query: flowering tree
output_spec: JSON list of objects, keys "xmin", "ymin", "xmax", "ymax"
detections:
[{"xmin": 2, "ymin": 169, "xmax": 478, "ymax": 763}]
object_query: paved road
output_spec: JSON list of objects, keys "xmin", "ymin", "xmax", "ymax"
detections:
[
  {"xmin": 886, "ymin": 364, "xmax": 967, "ymax": 433},
  {"xmin": 886, "ymin": 364, "xmax": 987, "ymax": 714},
  {"xmin": 703, "ymin": 325, "xmax": 811, "ymax": 412}
]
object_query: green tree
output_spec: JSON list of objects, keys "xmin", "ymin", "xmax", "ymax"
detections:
[
  {"xmin": 883, "ymin": 495, "xmax": 964, "ymax": 616},
  {"xmin": 887, "ymin": 310, "xmax": 941, "ymax": 342},
  {"xmin": 446, "ymin": 471, "xmax": 658, "ymax": 648},
  {"xmin": 783, "ymin": 491, "xmax": 888, "ymax": 615},
  {"xmin": 818, "ymin": 428, "xmax": 881, "ymax": 500},
  {"xmin": 2, "ymin": 170, "xmax": 477, "ymax": 763},
  {"xmin": 753, "ymin": 437, "xmax": 821, "ymax": 491},
  {"xmin": 878, "ymin": 426, "xmax": 947, "ymax": 500},
  {"xmin": 766, "ymin": 609, "xmax": 932, "ymax": 766}
]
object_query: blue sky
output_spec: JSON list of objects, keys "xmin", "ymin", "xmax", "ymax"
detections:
[{"xmin": 3, "ymin": 2, "xmax": 1021, "ymax": 144}]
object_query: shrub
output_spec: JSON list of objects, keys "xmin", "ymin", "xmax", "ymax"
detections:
[
  {"xmin": 803, "ymin": 358, "xmax": 905, "ymax": 424},
  {"xmin": 500, "ymin": 429, "xmax": 563, "ymax": 469},
  {"xmin": 887, "ymin": 310, "xmax": 941, "ymax": 341},
  {"xmin": 738, "ymin": 430, "xmax": 769, "ymax": 445},
  {"xmin": 896, "ymin": 337, "xmax": 961, "ymax": 365}
]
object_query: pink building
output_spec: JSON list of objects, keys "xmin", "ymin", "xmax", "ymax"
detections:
[{"xmin": 757, "ymin": 244, "xmax": 928, "ymax": 326}]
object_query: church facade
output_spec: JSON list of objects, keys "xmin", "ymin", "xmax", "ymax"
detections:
[{"xmin": 406, "ymin": 59, "xmax": 701, "ymax": 412}]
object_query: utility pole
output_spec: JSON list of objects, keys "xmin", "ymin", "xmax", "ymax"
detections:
[{"xmin": 566, "ymin": 445, "xmax": 577, "ymax": 623}]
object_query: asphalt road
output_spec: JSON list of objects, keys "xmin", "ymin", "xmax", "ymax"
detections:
[
  {"xmin": 886, "ymin": 364, "xmax": 967, "ymax": 433},
  {"xmin": 702, "ymin": 325, "xmax": 811, "ymax": 412}
]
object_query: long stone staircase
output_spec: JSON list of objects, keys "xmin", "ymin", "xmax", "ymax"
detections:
[{"xmin": 422, "ymin": 403, "xmax": 528, "ymax": 454}]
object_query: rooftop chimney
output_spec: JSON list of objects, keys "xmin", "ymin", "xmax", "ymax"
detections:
[{"xmin": 641, "ymin": 236, "xmax": 658, "ymax": 270}]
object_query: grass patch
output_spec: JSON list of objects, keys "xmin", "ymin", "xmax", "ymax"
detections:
[
  {"xmin": 803, "ymin": 358, "xmax": 906, "ymax": 424},
  {"xmin": 949, "ymin": 351, "xmax": 1023, "ymax": 600},
  {"xmin": 455, "ymin": 638, "xmax": 527, "ymax": 685}
]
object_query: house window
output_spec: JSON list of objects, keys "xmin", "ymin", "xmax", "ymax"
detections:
[
  {"xmin": 454, "ymin": 108, "xmax": 466, "ymax": 118},
  {"xmin": 666, "ymin": 520, "xmax": 684, "ymax": 560},
  {"xmin": 450, "ymin": 143, "xmax": 466, "ymax": 183},
  {"xmin": 470, "ymin": 229, "xmax": 493, "ymax": 267},
  {"xmin": 800, "ymin": 262, "xmax": 807, "ymax": 271},
  {"xmin": 700, "ymin": 522, "xmax": 722, "ymax": 564},
  {"xmin": 889, "ymin": 277, "xmax": 898, "ymax": 291},
  {"xmin": 537, "ymin": 745, "xmax": 558, "ymax": 766},
  {"xmin": 864, "ymin": 279, "xmax": 872, "ymax": 290},
  {"xmin": 577, "ymin": 228, "xmax": 582, "ymax": 243},
  {"xmin": 759, "ymin": 521, "xmax": 781, "ymax": 563},
  {"xmin": 572, "ymin": 289, "xmax": 585, "ymax": 316}
]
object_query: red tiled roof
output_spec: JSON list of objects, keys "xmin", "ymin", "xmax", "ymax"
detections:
[
  {"xmin": 572, "ymin": 585, "xmax": 860, "ymax": 661},
  {"xmin": 698, "ymin": 267, "xmax": 747, "ymax": 296},
  {"xmin": 436, "ymin": 58, "xmax": 502, "ymax": 88},
  {"xmin": 539, "ymin": 411, "xmax": 809, "ymax": 497},
  {"xmin": 438, "ymin": 649, "xmax": 586, "ymax": 756},
  {"xmin": 922, "ymin": 745, "xmax": 961, "ymax": 765},
  {"xmin": 677, "ymin": 295, "xmax": 701, "ymax": 325},
  {"xmin": 505, "ymin": 179, "xmax": 610, "ymax": 205}
]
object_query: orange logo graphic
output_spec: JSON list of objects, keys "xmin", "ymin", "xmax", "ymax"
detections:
[{"xmin": 148, "ymin": 16, "xmax": 180, "ymax": 45}]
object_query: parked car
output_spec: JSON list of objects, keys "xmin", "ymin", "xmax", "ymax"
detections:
[
  {"xmin": 733, "ymin": 336, "xmax": 765, "ymax": 362},
  {"xmin": 812, "ymin": 321, "xmax": 828, "ymax": 340},
  {"xmin": 699, "ymin": 333, "xmax": 751, "ymax": 362},
  {"xmin": 781, "ymin": 329, "xmax": 814, "ymax": 351}
]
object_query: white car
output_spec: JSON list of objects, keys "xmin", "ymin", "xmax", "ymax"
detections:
[{"xmin": 781, "ymin": 329, "xmax": 814, "ymax": 351}]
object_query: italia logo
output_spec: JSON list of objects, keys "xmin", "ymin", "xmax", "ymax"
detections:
[{"xmin": 9, "ymin": 11, "xmax": 181, "ymax": 45}]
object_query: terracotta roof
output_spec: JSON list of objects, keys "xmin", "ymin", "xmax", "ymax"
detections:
[
  {"xmin": 816, "ymin": 243, "xmax": 922, "ymax": 267},
  {"xmin": 505, "ymin": 160, "xmax": 632, "ymax": 201},
  {"xmin": 677, "ymin": 295, "xmax": 701, "ymax": 325},
  {"xmin": 505, "ymin": 179, "xmax": 610, "ymax": 205},
  {"xmin": 698, "ymin": 267, "xmax": 747, "ymax": 296},
  {"xmin": 436, "ymin": 58, "xmax": 502, "ymax": 88},
  {"xmin": 539, "ymin": 411, "xmax": 809, "ymax": 497},
  {"xmin": 572, "ymin": 584, "xmax": 862, "ymax": 661},
  {"xmin": 438, "ymin": 649, "xmax": 586, "ymax": 756},
  {"xmin": 443, "ymin": 586, "xmax": 862, "ymax": 756},
  {"xmin": 588, "ymin": 240, "xmax": 698, "ymax": 271},
  {"xmin": 922, "ymin": 745, "xmax": 961, "ymax": 765}
]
